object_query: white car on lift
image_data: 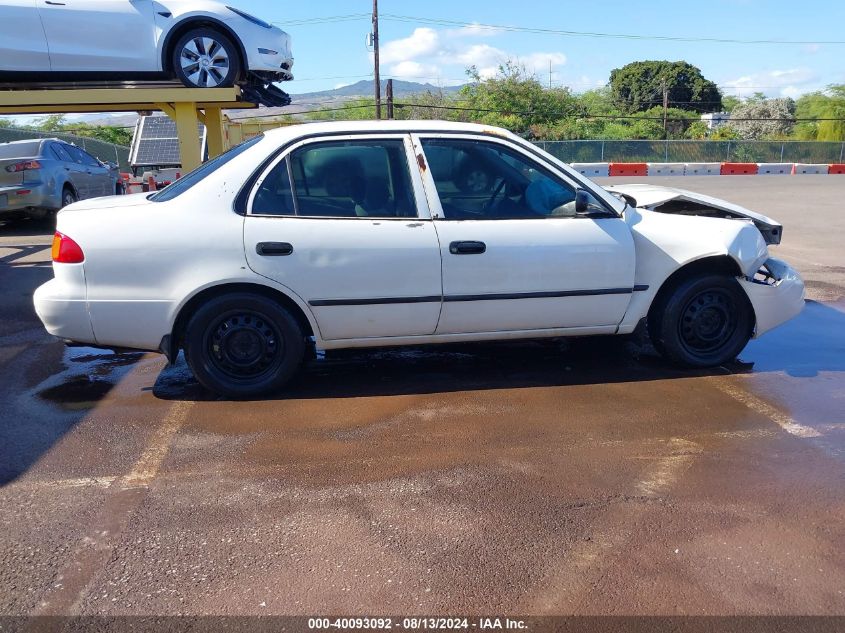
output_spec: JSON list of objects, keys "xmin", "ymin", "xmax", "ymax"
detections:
[
  {"xmin": 34, "ymin": 121, "xmax": 805, "ymax": 398},
  {"xmin": 0, "ymin": 0, "xmax": 292, "ymax": 97}
]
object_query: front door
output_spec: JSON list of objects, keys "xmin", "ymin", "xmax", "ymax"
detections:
[
  {"xmin": 243, "ymin": 135, "xmax": 443, "ymax": 342},
  {"xmin": 0, "ymin": 0, "xmax": 51, "ymax": 71},
  {"xmin": 416, "ymin": 135, "xmax": 636, "ymax": 335},
  {"xmin": 38, "ymin": 0, "xmax": 157, "ymax": 72}
]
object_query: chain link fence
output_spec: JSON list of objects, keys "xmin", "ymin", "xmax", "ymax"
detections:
[
  {"xmin": 536, "ymin": 140, "xmax": 845, "ymax": 164},
  {"xmin": 0, "ymin": 127, "xmax": 130, "ymax": 170}
]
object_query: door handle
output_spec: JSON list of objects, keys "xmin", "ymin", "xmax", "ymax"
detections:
[
  {"xmin": 449, "ymin": 240, "xmax": 486, "ymax": 255},
  {"xmin": 256, "ymin": 242, "xmax": 293, "ymax": 256},
  {"xmin": 44, "ymin": 1, "xmax": 65, "ymax": 5}
]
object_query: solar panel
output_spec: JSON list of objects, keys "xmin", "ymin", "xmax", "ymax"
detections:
[{"xmin": 129, "ymin": 116, "xmax": 206, "ymax": 168}]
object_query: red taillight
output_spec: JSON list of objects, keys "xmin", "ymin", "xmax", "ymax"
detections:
[
  {"xmin": 5, "ymin": 160, "xmax": 42, "ymax": 172},
  {"xmin": 51, "ymin": 232, "xmax": 85, "ymax": 264}
]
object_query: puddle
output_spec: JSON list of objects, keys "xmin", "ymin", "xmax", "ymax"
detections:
[{"xmin": 38, "ymin": 375, "xmax": 113, "ymax": 410}]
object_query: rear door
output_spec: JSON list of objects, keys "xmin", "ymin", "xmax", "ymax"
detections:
[
  {"xmin": 0, "ymin": 1, "xmax": 50, "ymax": 71},
  {"xmin": 38, "ymin": 0, "xmax": 157, "ymax": 72},
  {"xmin": 59, "ymin": 144, "xmax": 92, "ymax": 198},
  {"xmin": 243, "ymin": 134, "xmax": 443, "ymax": 342},
  {"xmin": 415, "ymin": 134, "xmax": 636, "ymax": 335},
  {"xmin": 76, "ymin": 146, "xmax": 111, "ymax": 196}
]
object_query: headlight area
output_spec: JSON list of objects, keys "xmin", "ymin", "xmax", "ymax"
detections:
[{"xmin": 739, "ymin": 258, "xmax": 806, "ymax": 337}]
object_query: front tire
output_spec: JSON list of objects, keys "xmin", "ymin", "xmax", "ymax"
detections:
[
  {"xmin": 172, "ymin": 28, "xmax": 241, "ymax": 88},
  {"xmin": 649, "ymin": 274, "xmax": 753, "ymax": 368},
  {"xmin": 184, "ymin": 293, "xmax": 305, "ymax": 398}
]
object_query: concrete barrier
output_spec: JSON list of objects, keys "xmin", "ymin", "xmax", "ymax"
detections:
[
  {"xmin": 792, "ymin": 163, "xmax": 829, "ymax": 174},
  {"xmin": 683, "ymin": 163, "xmax": 721, "ymax": 175},
  {"xmin": 646, "ymin": 163, "xmax": 685, "ymax": 176},
  {"xmin": 829, "ymin": 164, "xmax": 845, "ymax": 174},
  {"xmin": 570, "ymin": 162, "xmax": 609, "ymax": 177},
  {"xmin": 757, "ymin": 163, "xmax": 792, "ymax": 175},
  {"xmin": 721, "ymin": 162, "xmax": 759, "ymax": 175},
  {"xmin": 609, "ymin": 162, "xmax": 647, "ymax": 176}
]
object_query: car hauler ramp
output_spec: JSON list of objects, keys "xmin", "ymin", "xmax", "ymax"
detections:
[{"xmin": 0, "ymin": 86, "xmax": 256, "ymax": 171}]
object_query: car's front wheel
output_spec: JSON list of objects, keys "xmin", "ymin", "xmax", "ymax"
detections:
[
  {"xmin": 172, "ymin": 28, "xmax": 241, "ymax": 88},
  {"xmin": 184, "ymin": 293, "xmax": 305, "ymax": 398},
  {"xmin": 649, "ymin": 274, "xmax": 754, "ymax": 368}
]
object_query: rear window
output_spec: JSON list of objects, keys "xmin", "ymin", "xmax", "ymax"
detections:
[
  {"xmin": 0, "ymin": 141, "xmax": 41, "ymax": 159},
  {"xmin": 150, "ymin": 134, "xmax": 264, "ymax": 202}
]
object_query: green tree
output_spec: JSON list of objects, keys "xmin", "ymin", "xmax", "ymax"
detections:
[
  {"xmin": 726, "ymin": 98, "xmax": 795, "ymax": 139},
  {"xmin": 609, "ymin": 60, "xmax": 722, "ymax": 114},
  {"xmin": 794, "ymin": 85, "xmax": 845, "ymax": 141}
]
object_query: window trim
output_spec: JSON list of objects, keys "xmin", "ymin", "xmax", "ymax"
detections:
[
  {"xmin": 245, "ymin": 134, "xmax": 433, "ymax": 221},
  {"xmin": 412, "ymin": 133, "xmax": 620, "ymax": 221}
]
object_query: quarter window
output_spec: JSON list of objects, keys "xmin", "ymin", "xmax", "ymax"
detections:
[
  {"xmin": 421, "ymin": 139, "xmax": 593, "ymax": 220},
  {"xmin": 253, "ymin": 139, "xmax": 417, "ymax": 218}
]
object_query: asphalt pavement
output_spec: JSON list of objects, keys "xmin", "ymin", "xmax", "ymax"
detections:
[{"xmin": 0, "ymin": 176, "xmax": 843, "ymax": 617}]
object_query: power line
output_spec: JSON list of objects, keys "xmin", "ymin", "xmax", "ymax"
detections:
[{"xmin": 379, "ymin": 13, "xmax": 845, "ymax": 45}]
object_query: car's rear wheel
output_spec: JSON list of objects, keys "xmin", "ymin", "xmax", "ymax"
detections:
[
  {"xmin": 61, "ymin": 186, "xmax": 76, "ymax": 208},
  {"xmin": 184, "ymin": 293, "xmax": 305, "ymax": 398},
  {"xmin": 172, "ymin": 28, "xmax": 241, "ymax": 88},
  {"xmin": 649, "ymin": 274, "xmax": 753, "ymax": 368}
]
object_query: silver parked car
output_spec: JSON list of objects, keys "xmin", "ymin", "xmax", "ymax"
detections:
[{"xmin": 0, "ymin": 138, "xmax": 121, "ymax": 220}]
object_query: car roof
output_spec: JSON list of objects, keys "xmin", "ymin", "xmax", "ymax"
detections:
[{"xmin": 259, "ymin": 119, "xmax": 518, "ymax": 143}]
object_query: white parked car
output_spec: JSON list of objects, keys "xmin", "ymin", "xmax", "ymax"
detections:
[
  {"xmin": 0, "ymin": 0, "xmax": 292, "ymax": 96},
  {"xmin": 34, "ymin": 121, "xmax": 805, "ymax": 397}
]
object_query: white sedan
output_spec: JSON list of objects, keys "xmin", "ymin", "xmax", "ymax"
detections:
[
  {"xmin": 0, "ymin": 0, "xmax": 292, "ymax": 91},
  {"xmin": 34, "ymin": 121, "xmax": 805, "ymax": 397}
]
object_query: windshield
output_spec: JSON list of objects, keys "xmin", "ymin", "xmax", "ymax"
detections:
[
  {"xmin": 0, "ymin": 141, "xmax": 41, "ymax": 159},
  {"xmin": 149, "ymin": 134, "xmax": 264, "ymax": 202}
]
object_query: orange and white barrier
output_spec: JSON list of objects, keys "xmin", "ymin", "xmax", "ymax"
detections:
[
  {"xmin": 646, "ymin": 163, "xmax": 685, "ymax": 176},
  {"xmin": 683, "ymin": 163, "xmax": 721, "ymax": 175},
  {"xmin": 609, "ymin": 162, "xmax": 647, "ymax": 177},
  {"xmin": 571, "ymin": 162, "xmax": 609, "ymax": 177},
  {"xmin": 757, "ymin": 163, "xmax": 792, "ymax": 175},
  {"xmin": 792, "ymin": 164, "xmax": 828, "ymax": 174}
]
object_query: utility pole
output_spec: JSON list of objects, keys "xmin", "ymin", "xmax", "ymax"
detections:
[
  {"xmin": 661, "ymin": 78, "xmax": 669, "ymax": 139},
  {"xmin": 372, "ymin": 0, "xmax": 381, "ymax": 120},
  {"xmin": 386, "ymin": 78, "xmax": 394, "ymax": 119},
  {"xmin": 549, "ymin": 60, "xmax": 552, "ymax": 89}
]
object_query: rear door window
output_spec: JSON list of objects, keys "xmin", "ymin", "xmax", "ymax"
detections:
[{"xmin": 280, "ymin": 139, "xmax": 417, "ymax": 218}]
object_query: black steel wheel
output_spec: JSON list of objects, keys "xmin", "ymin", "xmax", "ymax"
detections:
[
  {"xmin": 184, "ymin": 293, "xmax": 305, "ymax": 398},
  {"xmin": 650, "ymin": 274, "xmax": 753, "ymax": 368}
]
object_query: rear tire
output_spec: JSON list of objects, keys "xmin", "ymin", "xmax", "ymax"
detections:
[
  {"xmin": 183, "ymin": 293, "xmax": 305, "ymax": 398},
  {"xmin": 61, "ymin": 186, "xmax": 76, "ymax": 208},
  {"xmin": 649, "ymin": 274, "xmax": 753, "ymax": 368},
  {"xmin": 172, "ymin": 27, "xmax": 241, "ymax": 88}
]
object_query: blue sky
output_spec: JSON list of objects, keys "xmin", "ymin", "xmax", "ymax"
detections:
[{"xmin": 244, "ymin": 0, "xmax": 845, "ymax": 97}]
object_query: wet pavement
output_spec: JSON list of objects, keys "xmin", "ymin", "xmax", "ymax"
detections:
[{"xmin": 0, "ymin": 177, "xmax": 843, "ymax": 616}]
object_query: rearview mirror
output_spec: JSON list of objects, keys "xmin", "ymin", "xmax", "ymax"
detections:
[{"xmin": 575, "ymin": 189, "xmax": 589, "ymax": 214}]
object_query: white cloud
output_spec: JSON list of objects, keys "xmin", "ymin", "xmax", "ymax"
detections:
[
  {"xmin": 389, "ymin": 60, "xmax": 441, "ymax": 81},
  {"xmin": 380, "ymin": 27, "xmax": 440, "ymax": 64},
  {"xmin": 455, "ymin": 44, "xmax": 508, "ymax": 68},
  {"xmin": 721, "ymin": 67, "xmax": 820, "ymax": 98},
  {"xmin": 521, "ymin": 52, "xmax": 567, "ymax": 74},
  {"xmin": 447, "ymin": 22, "xmax": 504, "ymax": 38},
  {"xmin": 377, "ymin": 26, "xmax": 568, "ymax": 86}
]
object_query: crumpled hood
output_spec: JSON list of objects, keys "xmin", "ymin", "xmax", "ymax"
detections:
[{"xmin": 604, "ymin": 183, "xmax": 783, "ymax": 245}]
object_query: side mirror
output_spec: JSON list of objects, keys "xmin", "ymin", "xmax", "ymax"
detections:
[{"xmin": 575, "ymin": 189, "xmax": 590, "ymax": 214}]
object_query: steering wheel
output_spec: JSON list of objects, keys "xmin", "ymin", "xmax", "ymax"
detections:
[{"xmin": 481, "ymin": 178, "xmax": 507, "ymax": 214}]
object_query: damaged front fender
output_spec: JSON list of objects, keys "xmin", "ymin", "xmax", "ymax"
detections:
[{"xmin": 739, "ymin": 258, "xmax": 805, "ymax": 337}]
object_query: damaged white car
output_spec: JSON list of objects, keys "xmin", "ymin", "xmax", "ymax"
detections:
[{"xmin": 34, "ymin": 121, "xmax": 804, "ymax": 397}]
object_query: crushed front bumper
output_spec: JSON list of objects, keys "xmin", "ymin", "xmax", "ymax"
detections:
[{"xmin": 739, "ymin": 258, "xmax": 805, "ymax": 337}]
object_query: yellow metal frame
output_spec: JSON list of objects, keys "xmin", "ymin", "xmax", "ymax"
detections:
[{"xmin": 0, "ymin": 86, "xmax": 256, "ymax": 171}]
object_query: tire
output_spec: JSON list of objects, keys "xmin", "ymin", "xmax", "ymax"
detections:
[
  {"xmin": 183, "ymin": 293, "xmax": 305, "ymax": 398},
  {"xmin": 61, "ymin": 186, "xmax": 76, "ymax": 208},
  {"xmin": 172, "ymin": 27, "xmax": 241, "ymax": 88},
  {"xmin": 649, "ymin": 274, "xmax": 753, "ymax": 368}
]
